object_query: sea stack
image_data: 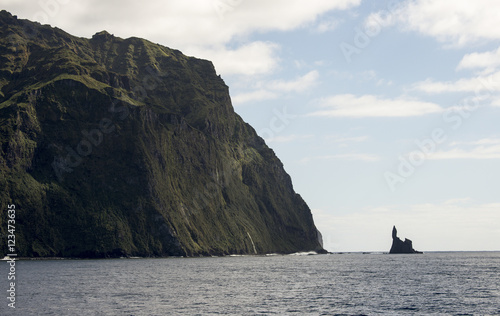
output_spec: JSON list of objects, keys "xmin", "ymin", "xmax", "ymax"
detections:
[{"xmin": 389, "ymin": 226, "xmax": 422, "ymax": 254}]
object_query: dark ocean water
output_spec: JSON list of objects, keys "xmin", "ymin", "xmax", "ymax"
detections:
[{"xmin": 1, "ymin": 252, "xmax": 499, "ymax": 315}]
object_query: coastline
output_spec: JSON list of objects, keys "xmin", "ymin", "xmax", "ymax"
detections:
[{"xmin": 2, "ymin": 250, "xmax": 499, "ymax": 261}]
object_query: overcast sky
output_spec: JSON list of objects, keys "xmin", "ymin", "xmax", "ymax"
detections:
[{"xmin": 4, "ymin": 0, "xmax": 500, "ymax": 252}]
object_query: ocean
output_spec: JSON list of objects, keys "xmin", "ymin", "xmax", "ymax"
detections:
[{"xmin": 1, "ymin": 252, "xmax": 499, "ymax": 315}]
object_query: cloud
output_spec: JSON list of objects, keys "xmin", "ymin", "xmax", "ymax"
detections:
[
  {"xmin": 412, "ymin": 71, "xmax": 500, "ymax": 94},
  {"xmin": 329, "ymin": 70, "xmax": 392, "ymax": 86},
  {"xmin": 267, "ymin": 70, "xmax": 319, "ymax": 92},
  {"xmin": 428, "ymin": 138, "xmax": 500, "ymax": 160},
  {"xmin": 6, "ymin": 0, "xmax": 359, "ymax": 45},
  {"xmin": 232, "ymin": 70, "xmax": 319, "ymax": 105},
  {"xmin": 490, "ymin": 97, "xmax": 500, "ymax": 107},
  {"xmin": 457, "ymin": 47, "xmax": 500, "ymax": 73},
  {"xmin": 213, "ymin": 0, "xmax": 360, "ymax": 35},
  {"xmin": 231, "ymin": 90, "xmax": 278, "ymax": 105},
  {"xmin": 367, "ymin": 0, "xmax": 500, "ymax": 46},
  {"xmin": 412, "ymin": 46, "xmax": 500, "ymax": 97},
  {"xmin": 187, "ymin": 42, "xmax": 280, "ymax": 76},
  {"xmin": 314, "ymin": 19, "xmax": 339, "ymax": 33},
  {"xmin": 307, "ymin": 94, "xmax": 443, "ymax": 118},
  {"xmin": 313, "ymin": 201, "xmax": 500, "ymax": 252}
]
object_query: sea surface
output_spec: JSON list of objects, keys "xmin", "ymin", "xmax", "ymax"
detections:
[{"xmin": 1, "ymin": 252, "xmax": 499, "ymax": 315}]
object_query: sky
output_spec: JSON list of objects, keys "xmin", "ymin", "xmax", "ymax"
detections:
[{"xmin": 3, "ymin": 0, "xmax": 500, "ymax": 252}]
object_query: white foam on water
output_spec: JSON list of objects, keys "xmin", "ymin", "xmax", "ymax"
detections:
[{"xmin": 288, "ymin": 251, "xmax": 318, "ymax": 256}]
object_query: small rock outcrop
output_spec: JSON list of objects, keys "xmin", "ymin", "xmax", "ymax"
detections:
[{"xmin": 389, "ymin": 226, "xmax": 422, "ymax": 254}]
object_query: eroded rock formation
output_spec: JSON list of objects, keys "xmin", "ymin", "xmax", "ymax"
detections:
[{"xmin": 389, "ymin": 226, "xmax": 422, "ymax": 254}]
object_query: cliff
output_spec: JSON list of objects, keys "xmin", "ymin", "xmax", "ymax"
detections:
[{"xmin": 0, "ymin": 11, "xmax": 324, "ymax": 257}]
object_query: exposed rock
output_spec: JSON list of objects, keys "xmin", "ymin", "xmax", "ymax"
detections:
[{"xmin": 389, "ymin": 226, "xmax": 422, "ymax": 254}]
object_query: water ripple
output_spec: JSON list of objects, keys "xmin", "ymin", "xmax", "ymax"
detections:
[{"xmin": 0, "ymin": 252, "xmax": 499, "ymax": 315}]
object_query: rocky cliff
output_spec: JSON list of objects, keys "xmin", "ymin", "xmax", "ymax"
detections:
[
  {"xmin": 0, "ymin": 11, "xmax": 324, "ymax": 257},
  {"xmin": 389, "ymin": 226, "xmax": 422, "ymax": 254}
]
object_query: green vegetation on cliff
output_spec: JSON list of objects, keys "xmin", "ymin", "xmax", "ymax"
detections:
[{"xmin": 0, "ymin": 10, "xmax": 324, "ymax": 257}]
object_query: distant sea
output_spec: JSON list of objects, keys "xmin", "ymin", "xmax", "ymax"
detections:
[{"xmin": 1, "ymin": 252, "xmax": 499, "ymax": 315}]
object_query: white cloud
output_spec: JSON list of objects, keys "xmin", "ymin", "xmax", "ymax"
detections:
[
  {"xmin": 232, "ymin": 70, "xmax": 319, "ymax": 105},
  {"xmin": 314, "ymin": 19, "xmax": 339, "ymax": 33},
  {"xmin": 490, "ymin": 97, "xmax": 500, "ymax": 107},
  {"xmin": 215, "ymin": 0, "xmax": 360, "ymax": 35},
  {"xmin": 367, "ymin": 0, "xmax": 500, "ymax": 46},
  {"xmin": 6, "ymin": 0, "xmax": 359, "ymax": 45},
  {"xmin": 457, "ymin": 47, "xmax": 500, "ymax": 74},
  {"xmin": 330, "ymin": 69, "xmax": 392, "ymax": 86},
  {"xmin": 313, "ymin": 201, "xmax": 500, "ymax": 252},
  {"xmin": 307, "ymin": 94, "xmax": 443, "ymax": 118},
  {"xmin": 231, "ymin": 90, "xmax": 278, "ymax": 105},
  {"xmin": 412, "ymin": 71, "xmax": 500, "ymax": 94},
  {"xmin": 187, "ymin": 42, "xmax": 280, "ymax": 76},
  {"xmin": 267, "ymin": 70, "xmax": 319, "ymax": 93},
  {"xmin": 428, "ymin": 139, "xmax": 500, "ymax": 160}
]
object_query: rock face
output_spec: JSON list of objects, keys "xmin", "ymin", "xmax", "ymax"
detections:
[
  {"xmin": 389, "ymin": 226, "xmax": 422, "ymax": 254},
  {"xmin": 0, "ymin": 11, "xmax": 325, "ymax": 258}
]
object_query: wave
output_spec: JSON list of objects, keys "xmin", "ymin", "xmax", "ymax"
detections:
[{"xmin": 288, "ymin": 251, "xmax": 318, "ymax": 256}]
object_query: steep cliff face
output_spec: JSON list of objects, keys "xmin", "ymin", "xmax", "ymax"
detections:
[{"xmin": 0, "ymin": 11, "xmax": 324, "ymax": 257}]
